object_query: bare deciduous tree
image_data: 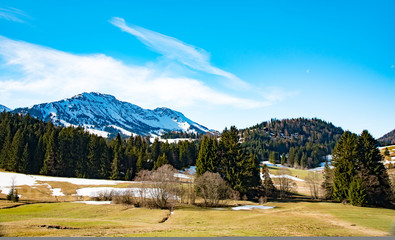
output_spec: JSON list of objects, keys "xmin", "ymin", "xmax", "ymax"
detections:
[
  {"xmin": 134, "ymin": 165, "xmax": 179, "ymax": 209},
  {"xmin": 275, "ymin": 168, "xmax": 295, "ymax": 198},
  {"xmin": 306, "ymin": 171, "xmax": 321, "ymax": 199},
  {"xmin": 194, "ymin": 172, "xmax": 230, "ymax": 207}
]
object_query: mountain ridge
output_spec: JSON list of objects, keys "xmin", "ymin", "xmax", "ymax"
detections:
[
  {"xmin": 378, "ymin": 129, "xmax": 395, "ymax": 145},
  {"xmin": 0, "ymin": 104, "xmax": 11, "ymax": 112},
  {"xmin": 11, "ymin": 92, "xmax": 213, "ymax": 137}
]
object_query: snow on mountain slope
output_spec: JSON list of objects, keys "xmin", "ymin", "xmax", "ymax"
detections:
[
  {"xmin": 12, "ymin": 92, "xmax": 213, "ymax": 137},
  {"xmin": 0, "ymin": 104, "xmax": 11, "ymax": 112}
]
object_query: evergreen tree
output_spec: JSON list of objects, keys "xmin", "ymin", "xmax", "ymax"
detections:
[
  {"xmin": 321, "ymin": 159, "xmax": 333, "ymax": 199},
  {"xmin": 348, "ymin": 176, "xmax": 367, "ymax": 207},
  {"xmin": 332, "ymin": 131, "xmax": 358, "ymax": 202},
  {"xmin": 40, "ymin": 128, "xmax": 59, "ymax": 176},
  {"xmin": 110, "ymin": 134, "xmax": 123, "ymax": 180},
  {"xmin": 357, "ymin": 130, "xmax": 393, "ymax": 206},
  {"xmin": 218, "ymin": 126, "xmax": 260, "ymax": 196},
  {"xmin": 281, "ymin": 153, "xmax": 286, "ymax": 165},
  {"xmin": 196, "ymin": 136, "xmax": 218, "ymax": 176},
  {"xmin": 261, "ymin": 164, "xmax": 275, "ymax": 197},
  {"xmin": 154, "ymin": 153, "xmax": 168, "ymax": 169}
]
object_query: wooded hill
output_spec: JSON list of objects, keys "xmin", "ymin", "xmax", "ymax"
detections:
[
  {"xmin": 378, "ymin": 129, "xmax": 395, "ymax": 145},
  {"xmin": 240, "ymin": 118, "xmax": 344, "ymax": 168}
]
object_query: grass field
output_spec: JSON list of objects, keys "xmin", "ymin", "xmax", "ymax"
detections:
[
  {"xmin": 0, "ymin": 199, "xmax": 394, "ymax": 237},
  {"xmin": 1, "ymin": 168, "xmax": 394, "ymax": 237}
]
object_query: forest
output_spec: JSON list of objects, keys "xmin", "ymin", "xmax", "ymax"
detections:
[
  {"xmin": 0, "ymin": 112, "xmax": 199, "ymax": 181},
  {"xmin": 241, "ymin": 118, "xmax": 344, "ymax": 168}
]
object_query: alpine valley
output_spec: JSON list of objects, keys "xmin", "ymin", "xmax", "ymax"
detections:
[{"xmin": 9, "ymin": 92, "xmax": 213, "ymax": 138}]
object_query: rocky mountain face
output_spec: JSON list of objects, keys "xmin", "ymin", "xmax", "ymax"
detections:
[{"xmin": 11, "ymin": 92, "xmax": 212, "ymax": 137}]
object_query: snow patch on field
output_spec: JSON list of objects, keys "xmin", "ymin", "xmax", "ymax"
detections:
[
  {"xmin": 174, "ymin": 173, "xmax": 191, "ymax": 179},
  {"xmin": 261, "ymin": 161, "xmax": 287, "ymax": 168},
  {"xmin": 259, "ymin": 171, "xmax": 306, "ymax": 182},
  {"xmin": 50, "ymin": 188, "xmax": 65, "ymax": 196},
  {"xmin": 232, "ymin": 205, "xmax": 275, "ymax": 210},
  {"xmin": 269, "ymin": 174, "xmax": 306, "ymax": 182},
  {"xmin": 72, "ymin": 201, "xmax": 112, "ymax": 205},
  {"xmin": 0, "ymin": 187, "xmax": 11, "ymax": 195},
  {"xmin": 74, "ymin": 187, "xmax": 157, "ymax": 198},
  {"xmin": 0, "ymin": 171, "xmax": 132, "ymax": 189}
]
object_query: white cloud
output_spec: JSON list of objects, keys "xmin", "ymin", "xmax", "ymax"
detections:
[
  {"xmin": 0, "ymin": 6, "xmax": 28, "ymax": 23},
  {"xmin": 109, "ymin": 17, "xmax": 249, "ymax": 89},
  {"xmin": 0, "ymin": 36, "xmax": 267, "ymax": 110}
]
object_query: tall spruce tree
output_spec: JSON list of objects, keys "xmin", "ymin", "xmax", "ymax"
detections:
[
  {"xmin": 261, "ymin": 164, "xmax": 275, "ymax": 197},
  {"xmin": 196, "ymin": 136, "xmax": 218, "ymax": 176},
  {"xmin": 218, "ymin": 126, "xmax": 260, "ymax": 196},
  {"xmin": 332, "ymin": 131, "xmax": 358, "ymax": 202},
  {"xmin": 356, "ymin": 130, "xmax": 393, "ymax": 206},
  {"xmin": 321, "ymin": 159, "xmax": 333, "ymax": 199}
]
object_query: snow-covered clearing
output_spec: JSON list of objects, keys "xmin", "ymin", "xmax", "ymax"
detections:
[
  {"xmin": 0, "ymin": 171, "xmax": 131, "ymax": 188},
  {"xmin": 232, "ymin": 205, "xmax": 275, "ymax": 210},
  {"xmin": 0, "ymin": 171, "xmax": 134, "ymax": 196}
]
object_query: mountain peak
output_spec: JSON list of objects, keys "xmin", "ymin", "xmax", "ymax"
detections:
[
  {"xmin": 0, "ymin": 104, "xmax": 11, "ymax": 112},
  {"xmin": 12, "ymin": 92, "xmax": 213, "ymax": 137}
]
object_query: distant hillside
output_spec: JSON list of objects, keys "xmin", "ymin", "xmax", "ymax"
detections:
[
  {"xmin": 378, "ymin": 129, "xmax": 395, "ymax": 145},
  {"xmin": 241, "ymin": 118, "xmax": 344, "ymax": 168}
]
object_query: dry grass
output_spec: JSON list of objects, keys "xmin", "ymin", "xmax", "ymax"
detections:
[{"xmin": 0, "ymin": 199, "xmax": 393, "ymax": 237}]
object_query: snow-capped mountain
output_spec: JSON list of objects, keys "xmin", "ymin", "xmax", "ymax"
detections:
[
  {"xmin": 12, "ymin": 92, "xmax": 213, "ymax": 137},
  {"xmin": 0, "ymin": 104, "xmax": 11, "ymax": 112}
]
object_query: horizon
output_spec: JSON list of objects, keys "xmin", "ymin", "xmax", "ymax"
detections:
[{"xmin": 0, "ymin": 0, "xmax": 394, "ymax": 138}]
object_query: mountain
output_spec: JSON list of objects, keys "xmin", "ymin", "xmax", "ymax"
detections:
[
  {"xmin": 378, "ymin": 129, "xmax": 395, "ymax": 145},
  {"xmin": 0, "ymin": 104, "xmax": 11, "ymax": 112},
  {"xmin": 12, "ymin": 92, "xmax": 212, "ymax": 137},
  {"xmin": 240, "ymin": 118, "xmax": 344, "ymax": 168}
]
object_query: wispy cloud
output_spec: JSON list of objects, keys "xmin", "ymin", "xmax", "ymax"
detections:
[
  {"xmin": 109, "ymin": 17, "xmax": 249, "ymax": 89},
  {"xmin": 0, "ymin": 36, "xmax": 265, "ymax": 110},
  {"xmin": 0, "ymin": 6, "xmax": 28, "ymax": 23}
]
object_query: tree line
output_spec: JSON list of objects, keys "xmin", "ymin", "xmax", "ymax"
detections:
[{"xmin": 0, "ymin": 112, "xmax": 198, "ymax": 180}]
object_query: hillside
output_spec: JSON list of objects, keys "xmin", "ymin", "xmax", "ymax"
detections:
[
  {"xmin": 11, "ymin": 92, "xmax": 212, "ymax": 137},
  {"xmin": 241, "ymin": 118, "xmax": 344, "ymax": 168},
  {"xmin": 378, "ymin": 129, "xmax": 395, "ymax": 145}
]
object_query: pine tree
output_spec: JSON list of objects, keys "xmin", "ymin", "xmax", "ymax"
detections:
[
  {"xmin": 219, "ymin": 126, "xmax": 260, "ymax": 196},
  {"xmin": 196, "ymin": 136, "xmax": 218, "ymax": 176},
  {"xmin": 281, "ymin": 153, "xmax": 286, "ymax": 165},
  {"xmin": 110, "ymin": 134, "xmax": 123, "ymax": 180},
  {"xmin": 40, "ymin": 129, "xmax": 59, "ymax": 176},
  {"xmin": 154, "ymin": 153, "xmax": 168, "ymax": 169},
  {"xmin": 357, "ymin": 130, "xmax": 393, "ymax": 206},
  {"xmin": 261, "ymin": 164, "xmax": 275, "ymax": 197},
  {"xmin": 321, "ymin": 159, "xmax": 333, "ymax": 199},
  {"xmin": 348, "ymin": 176, "xmax": 367, "ymax": 207}
]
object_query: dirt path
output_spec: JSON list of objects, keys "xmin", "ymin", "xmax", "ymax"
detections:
[{"xmin": 309, "ymin": 212, "xmax": 390, "ymax": 236}]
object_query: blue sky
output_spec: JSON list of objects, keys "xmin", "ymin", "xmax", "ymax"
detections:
[{"xmin": 0, "ymin": 0, "xmax": 394, "ymax": 138}]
